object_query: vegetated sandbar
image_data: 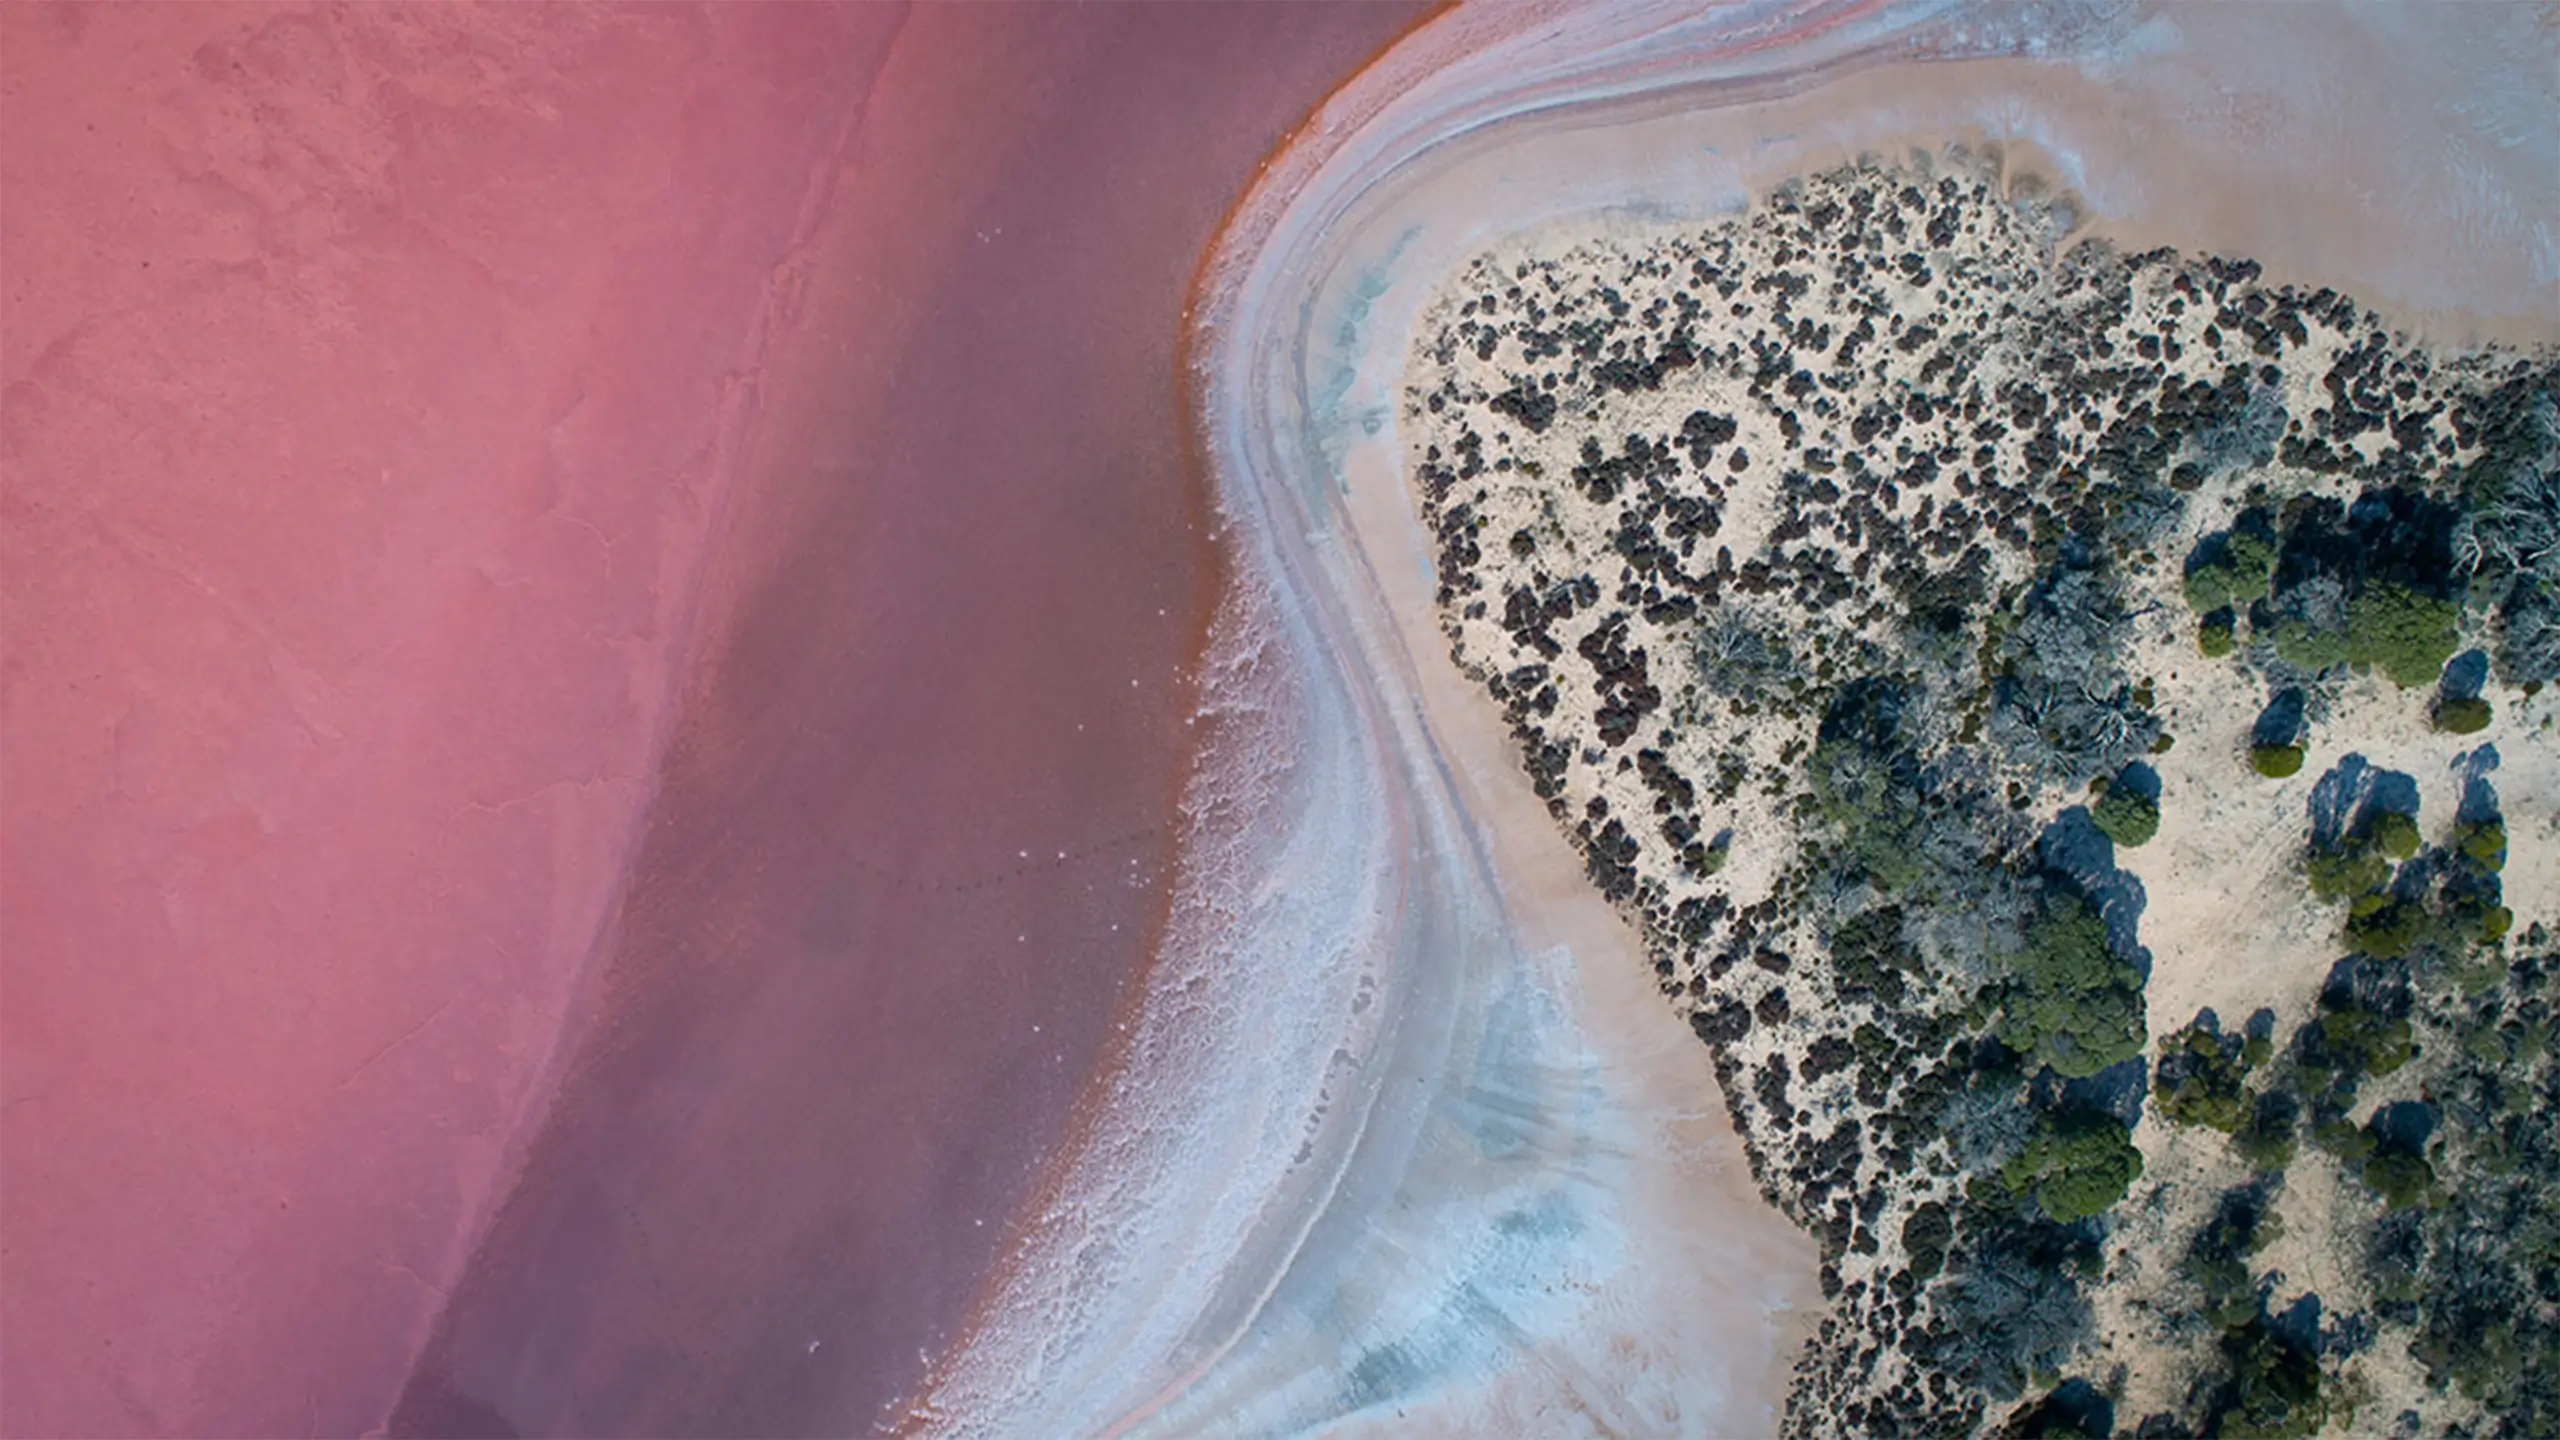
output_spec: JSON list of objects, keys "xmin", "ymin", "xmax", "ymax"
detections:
[
  {"xmin": 1409, "ymin": 149, "xmax": 2557, "ymax": 1433},
  {"xmin": 920, "ymin": 1, "xmax": 2556, "ymax": 1437}
]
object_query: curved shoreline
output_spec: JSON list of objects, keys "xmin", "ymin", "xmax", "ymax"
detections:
[{"xmin": 917, "ymin": 1, "xmax": 2559, "ymax": 1433}]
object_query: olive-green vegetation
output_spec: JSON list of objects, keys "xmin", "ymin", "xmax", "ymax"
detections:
[
  {"xmin": 2001, "ymin": 1111, "xmax": 2145, "ymax": 1223},
  {"xmin": 2433, "ymin": 694, "xmax": 2492, "ymax": 734},
  {"xmin": 2230, "ymin": 1089, "xmax": 2299, "ymax": 1172},
  {"xmin": 2198, "ymin": 610, "xmax": 2237, "ymax": 658},
  {"xmin": 2182, "ymin": 527, "xmax": 2277, "ymax": 615},
  {"xmin": 2370, "ymin": 810, "xmax": 2421, "ymax": 861},
  {"xmin": 2174, "ymin": 1189, "xmax": 2332, "ymax": 1437},
  {"xmin": 2343, "ymin": 581, "xmax": 2462, "ymax": 688},
  {"xmin": 2308, "ymin": 989, "xmax": 2415, "ymax": 1082},
  {"xmin": 1992, "ymin": 894, "xmax": 2146, "ymax": 1081},
  {"xmin": 2308, "ymin": 787, "xmax": 2514, "ymax": 968},
  {"xmin": 2360, "ymin": 1147, "xmax": 2436, "ymax": 1211},
  {"xmin": 2384, "ymin": 940, "xmax": 2560, "ymax": 1432},
  {"xmin": 2154, "ymin": 1017, "xmax": 2255, "ymax": 1132},
  {"xmin": 2184, "ymin": 487, "xmax": 2482, "ymax": 692},
  {"xmin": 2161, "ymin": 777, "xmax": 2560, "ymax": 1434},
  {"xmin": 2089, "ymin": 778, "xmax": 2158, "ymax": 849},
  {"xmin": 1804, "ymin": 682, "xmax": 1930, "ymax": 893},
  {"xmin": 2214, "ymin": 1319, "xmax": 2330, "ymax": 1439},
  {"xmin": 2250, "ymin": 743, "xmax": 2304, "ymax": 778},
  {"xmin": 2184, "ymin": 1187, "xmax": 2282, "ymax": 1330},
  {"xmin": 1807, "ymin": 735, "xmax": 1927, "ymax": 892},
  {"xmin": 2270, "ymin": 615, "xmax": 2350, "ymax": 674}
]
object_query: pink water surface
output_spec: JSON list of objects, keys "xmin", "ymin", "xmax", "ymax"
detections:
[{"xmin": 1, "ymin": 4, "xmax": 1425, "ymax": 1436}]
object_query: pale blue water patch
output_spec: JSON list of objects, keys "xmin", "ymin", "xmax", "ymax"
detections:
[{"xmin": 1313, "ymin": 227, "xmax": 1422, "ymax": 489}]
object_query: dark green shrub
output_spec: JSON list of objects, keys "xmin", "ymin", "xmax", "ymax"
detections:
[
  {"xmin": 2432, "ymin": 695, "xmax": 2492, "ymax": 733},
  {"xmin": 2271, "ymin": 616, "xmax": 2349, "ymax": 674},
  {"xmin": 1994, "ymin": 894, "xmax": 2147, "ymax": 1080},
  {"xmin": 1937, "ymin": 1209, "xmax": 2101, "ymax": 1402},
  {"xmin": 2155, "ymin": 1022, "xmax": 2252, "ymax": 1131},
  {"xmin": 2232, "ymin": 1090, "xmax": 2299, "ymax": 1171},
  {"xmin": 1903, "ymin": 1200, "xmax": 1953, "ymax": 1283},
  {"xmin": 1997, "ymin": 1378, "xmax": 2114, "ymax": 1438},
  {"xmin": 2213, "ymin": 1319, "xmax": 2328, "ymax": 1438},
  {"xmin": 2455, "ymin": 818, "xmax": 2508, "ymax": 871},
  {"xmin": 2090, "ymin": 784, "xmax": 2159, "ymax": 848},
  {"xmin": 2198, "ymin": 611, "xmax": 2237, "ymax": 658},
  {"xmin": 2185, "ymin": 1187, "xmax": 2283, "ymax": 1330},
  {"xmin": 2306, "ymin": 840, "xmax": 2388, "ymax": 902},
  {"xmin": 2002, "ymin": 1111, "xmax": 2145, "ymax": 1223},
  {"xmin": 2250, "ymin": 743, "xmax": 2305, "ymax": 778},
  {"xmin": 2369, "ymin": 811, "xmax": 2421, "ymax": 861},
  {"xmin": 2184, "ymin": 530, "xmax": 2277, "ymax": 614},
  {"xmin": 2344, "ymin": 896, "xmax": 2433, "ymax": 960},
  {"xmin": 1806, "ymin": 685, "xmax": 1932, "ymax": 891},
  {"xmin": 2315, "ymin": 1002, "xmax": 2413, "ymax": 1079},
  {"xmin": 2361, "ymin": 1151, "xmax": 2436, "ymax": 1210},
  {"xmin": 2344, "ymin": 581, "xmax": 2461, "ymax": 688},
  {"xmin": 2478, "ymin": 905, "xmax": 2514, "ymax": 944},
  {"xmin": 2312, "ymin": 1116, "xmax": 2377, "ymax": 1164}
]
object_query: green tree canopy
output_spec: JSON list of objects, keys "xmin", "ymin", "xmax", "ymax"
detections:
[
  {"xmin": 2184, "ymin": 529, "xmax": 2277, "ymax": 615},
  {"xmin": 1996, "ymin": 894, "xmax": 2147, "ymax": 1079},
  {"xmin": 2003, "ymin": 1110, "xmax": 2145, "ymax": 1223},
  {"xmin": 2343, "ymin": 581, "xmax": 2460, "ymax": 688}
]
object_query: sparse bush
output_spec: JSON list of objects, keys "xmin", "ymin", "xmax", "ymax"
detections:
[
  {"xmin": 1996, "ymin": 1378, "xmax": 2114, "ymax": 1439},
  {"xmin": 1692, "ymin": 607, "xmax": 1789, "ymax": 699},
  {"xmin": 2497, "ymin": 584, "xmax": 2560, "ymax": 686},
  {"xmin": 1939, "ymin": 1210, "xmax": 2100, "ymax": 1402},
  {"xmin": 2370, "ymin": 811, "xmax": 2421, "ymax": 861},
  {"xmin": 1993, "ymin": 564, "xmax": 2159, "ymax": 786}
]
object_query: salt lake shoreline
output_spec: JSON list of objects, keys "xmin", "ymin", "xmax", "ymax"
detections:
[{"xmin": 916, "ymin": 3, "xmax": 2559, "ymax": 1434}]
